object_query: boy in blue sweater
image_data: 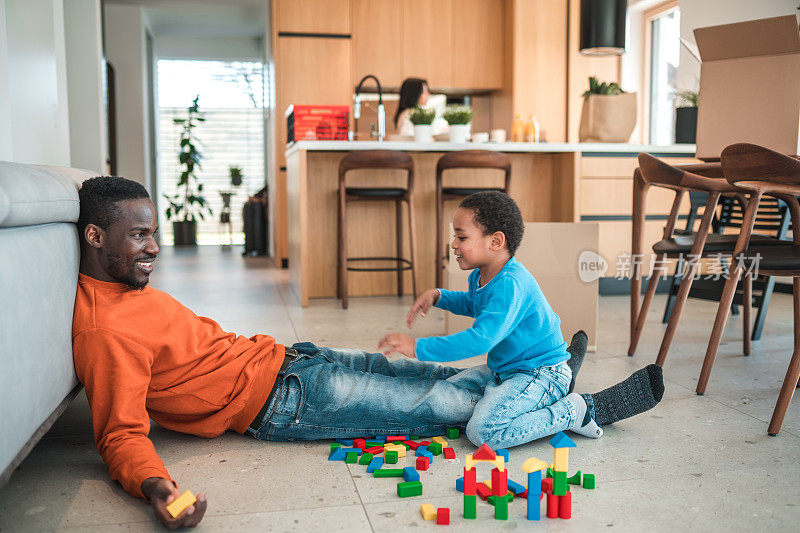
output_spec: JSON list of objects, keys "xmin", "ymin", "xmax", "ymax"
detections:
[{"xmin": 379, "ymin": 191, "xmax": 663, "ymax": 448}]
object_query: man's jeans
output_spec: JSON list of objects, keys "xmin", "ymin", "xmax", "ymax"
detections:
[
  {"xmin": 248, "ymin": 343, "xmax": 483, "ymax": 440},
  {"xmin": 249, "ymin": 343, "xmax": 579, "ymax": 448}
]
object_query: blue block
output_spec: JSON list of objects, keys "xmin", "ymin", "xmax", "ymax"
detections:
[
  {"xmin": 527, "ymin": 470, "xmax": 542, "ymax": 521},
  {"xmin": 367, "ymin": 457, "xmax": 384, "ymax": 473},
  {"xmin": 496, "ymin": 448, "xmax": 510, "ymax": 462},
  {"xmin": 415, "ymin": 446, "xmax": 429, "ymax": 456},
  {"xmin": 339, "ymin": 447, "xmax": 362, "ymax": 455},
  {"xmin": 373, "ymin": 436, "xmax": 387, "ymax": 443},
  {"xmin": 402, "ymin": 467, "xmax": 420, "ymax": 482},
  {"xmin": 328, "ymin": 447, "xmax": 347, "ymax": 461},
  {"xmin": 508, "ymin": 479, "xmax": 526, "ymax": 495},
  {"xmin": 456, "ymin": 476, "xmax": 464, "ymax": 493},
  {"xmin": 336, "ymin": 439, "xmax": 353, "ymax": 446}
]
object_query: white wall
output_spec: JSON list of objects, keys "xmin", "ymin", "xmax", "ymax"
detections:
[
  {"xmin": 156, "ymin": 35, "xmax": 262, "ymax": 61},
  {"xmin": 64, "ymin": 0, "xmax": 106, "ymax": 173},
  {"xmin": 103, "ymin": 2, "xmax": 151, "ymax": 187},
  {"xmin": 0, "ymin": 0, "xmax": 72, "ymax": 166}
]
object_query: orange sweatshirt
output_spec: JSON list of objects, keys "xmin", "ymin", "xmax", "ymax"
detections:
[{"xmin": 72, "ymin": 274, "xmax": 284, "ymax": 499}]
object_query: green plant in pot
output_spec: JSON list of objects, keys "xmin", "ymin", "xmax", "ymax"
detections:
[
  {"xmin": 579, "ymin": 76, "xmax": 637, "ymax": 142},
  {"xmin": 164, "ymin": 96, "xmax": 212, "ymax": 246},
  {"xmin": 410, "ymin": 106, "xmax": 436, "ymax": 143},
  {"xmin": 219, "ymin": 165, "xmax": 244, "ymax": 224},
  {"xmin": 443, "ymin": 105, "xmax": 474, "ymax": 143},
  {"xmin": 674, "ymin": 89, "xmax": 699, "ymax": 144}
]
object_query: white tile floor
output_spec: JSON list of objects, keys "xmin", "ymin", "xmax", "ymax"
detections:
[{"xmin": 2, "ymin": 246, "xmax": 800, "ymax": 531}]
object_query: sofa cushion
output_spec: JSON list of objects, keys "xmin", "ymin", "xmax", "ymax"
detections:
[{"xmin": 0, "ymin": 162, "xmax": 95, "ymax": 228}]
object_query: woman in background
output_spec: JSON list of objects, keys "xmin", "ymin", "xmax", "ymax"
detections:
[{"xmin": 394, "ymin": 78, "xmax": 430, "ymax": 136}]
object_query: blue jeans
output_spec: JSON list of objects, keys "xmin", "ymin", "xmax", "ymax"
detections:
[
  {"xmin": 449, "ymin": 361, "xmax": 578, "ymax": 448},
  {"xmin": 248, "ymin": 343, "xmax": 483, "ymax": 440}
]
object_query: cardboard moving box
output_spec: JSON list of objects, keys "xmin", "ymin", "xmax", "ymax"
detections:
[
  {"xmin": 445, "ymin": 223, "xmax": 599, "ymax": 351},
  {"xmin": 694, "ymin": 15, "xmax": 800, "ymax": 160}
]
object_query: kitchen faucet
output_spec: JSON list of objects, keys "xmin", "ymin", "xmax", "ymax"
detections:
[{"xmin": 352, "ymin": 74, "xmax": 385, "ymax": 141}]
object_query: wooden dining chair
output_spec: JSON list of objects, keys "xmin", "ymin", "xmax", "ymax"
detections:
[{"xmin": 696, "ymin": 143, "xmax": 800, "ymax": 436}]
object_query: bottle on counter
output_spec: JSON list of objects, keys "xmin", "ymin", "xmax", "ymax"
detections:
[
  {"xmin": 524, "ymin": 115, "xmax": 540, "ymax": 143},
  {"xmin": 511, "ymin": 115, "xmax": 523, "ymax": 142}
]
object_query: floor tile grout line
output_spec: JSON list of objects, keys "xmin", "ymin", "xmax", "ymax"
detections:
[{"xmin": 346, "ymin": 464, "xmax": 377, "ymax": 533}]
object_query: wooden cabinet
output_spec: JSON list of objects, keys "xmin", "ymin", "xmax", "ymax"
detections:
[
  {"xmin": 353, "ymin": 0, "xmax": 404, "ymax": 86},
  {"xmin": 402, "ymin": 0, "xmax": 452, "ymax": 88},
  {"xmin": 453, "ymin": 0, "xmax": 503, "ymax": 89},
  {"xmin": 275, "ymin": 0, "xmax": 351, "ymax": 34}
]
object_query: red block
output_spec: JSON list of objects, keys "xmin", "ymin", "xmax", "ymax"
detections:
[
  {"xmin": 364, "ymin": 446, "xmax": 383, "ymax": 455},
  {"xmin": 420, "ymin": 441, "xmax": 431, "ymax": 446},
  {"xmin": 443, "ymin": 447, "xmax": 456, "ymax": 459},
  {"xmin": 516, "ymin": 489, "xmax": 528, "ymax": 499},
  {"xmin": 476, "ymin": 482, "xmax": 492, "ymax": 501},
  {"xmin": 387, "ymin": 435, "xmax": 407, "ymax": 443},
  {"xmin": 405, "ymin": 441, "xmax": 421, "ymax": 450},
  {"xmin": 491, "ymin": 468, "xmax": 508, "ymax": 497},
  {"xmin": 541, "ymin": 478, "xmax": 553, "ymax": 493},
  {"xmin": 472, "ymin": 443, "xmax": 496, "ymax": 460},
  {"xmin": 352, "ymin": 438, "xmax": 366, "ymax": 449},
  {"xmin": 463, "ymin": 467, "xmax": 477, "ymax": 495},
  {"xmin": 558, "ymin": 492, "xmax": 572, "ymax": 519},
  {"xmin": 436, "ymin": 508, "xmax": 450, "ymax": 525},
  {"xmin": 546, "ymin": 493, "xmax": 559, "ymax": 519},
  {"xmin": 416, "ymin": 456, "xmax": 430, "ymax": 471}
]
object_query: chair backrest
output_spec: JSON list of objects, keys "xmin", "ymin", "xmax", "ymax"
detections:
[
  {"xmin": 720, "ymin": 143, "xmax": 800, "ymax": 186},
  {"xmin": 435, "ymin": 150, "xmax": 511, "ymax": 190},
  {"xmin": 638, "ymin": 153, "xmax": 733, "ymax": 192},
  {"xmin": 717, "ymin": 196, "xmax": 790, "ymax": 235},
  {"xmin": 338, "ymin": 150, "xmax": 414, "ymax": 189}
]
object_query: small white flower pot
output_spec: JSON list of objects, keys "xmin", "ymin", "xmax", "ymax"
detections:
[
  {"xmin": 414, "ymin": 124, "xmax": 433, "ymax": 143},
  {"xmin": 448, "ymin": 124, "xmax": 470, "ymax": 143}
]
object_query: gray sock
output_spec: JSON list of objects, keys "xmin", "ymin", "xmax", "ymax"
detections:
[
  {"xmin": 589, "ymin": 364, "xmax": 665, "ymax": 426},
  {"xmin": 565, "ymin": 392, "xmax": 603, "ymax": 438},
  {"xmin": 565, "ymin": 331, "xmax": 588, "ymax": 394}
]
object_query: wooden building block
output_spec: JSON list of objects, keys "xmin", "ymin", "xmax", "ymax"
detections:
[
  {"xmin": 166, "ymin": 490, "xmax": 196, "ymax": 519},
  {"xmin": 420, "ymin": 503, "xmax": 437, "ymax": 520}
]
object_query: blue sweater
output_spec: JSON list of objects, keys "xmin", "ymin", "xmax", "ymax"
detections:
[{"xmin": 415, "ymin": 257, "xmax": 568, "ymax": 373}]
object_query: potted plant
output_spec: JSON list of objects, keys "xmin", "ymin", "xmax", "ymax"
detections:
[
  {"xmin": 410, "ymin": 106, "xmax": 436, "ymax": 143},
  {"xmin": 578, "ymin": 76, "xmax": 637, "ymax": 142},
  {"xmin": 674, "ymin": 89, "xmax": 699, "ymax": 144},
  {"xmin": 163, "ymin": 96, "xmax": 212, "ymax": 246},
  {"xmin": 443, "ymin": 105, "xmax": 474, "ymax": 143},
  {"xmin": 219, "ymin": 165, "xmax": 244, "ymax": 224}
]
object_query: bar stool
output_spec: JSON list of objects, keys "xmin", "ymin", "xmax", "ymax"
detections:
[
  {"xmin": 435, "ymin": 150, "xmax": 511, "ymax": 287},
  {"xmin": 338, "ymin": 150, "xmax": 418, "ymax": 309}
]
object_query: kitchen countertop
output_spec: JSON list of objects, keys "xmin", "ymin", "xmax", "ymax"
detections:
[{"xmin": 285, "ymin": 140, "xmax": 696, "ymax": 157}]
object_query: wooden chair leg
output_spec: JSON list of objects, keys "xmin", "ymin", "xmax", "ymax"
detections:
[
  {"xmin": 435, "ymin": 184, "xmax": 444, "ymax": 288},
  {"xmin": 743, "ymin": 271, "xmax": 752, "ymax": 356},
  {"xmin": 395, "ymin": 200, "xmax": 404, "ymax": 297},
  {"xmin": 696, "ymin": 266, "xmax": 742, "ymax": 394},
  {"xmin": 628, "ymin": 254, "xmax": 665, "ymax": 356},
  {"xmin": 339, "ymin": 189, "xmax": 349, "ymax": 309},
  {"xmin": 630, "ymin": 171, "xmax": 649, "ymax": 338},
  {"xmin": 767, "ymin": 277, "xmax": 800, "ymax": 435},
  {"xmin": 655, "ymin": 256, "xmax": 703, "ymax": 367},
  {"xmin": 407, "ymin": 194, "xmax": 419, "ymax": 300}
]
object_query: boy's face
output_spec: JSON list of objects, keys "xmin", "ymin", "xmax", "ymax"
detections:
[{"xmin": 451, "ymin": 207, "xmax": 502, "ymax": 270}]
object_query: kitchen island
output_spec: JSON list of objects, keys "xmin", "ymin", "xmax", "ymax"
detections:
[{"xmin": 285, "ymin": 140, "xmax": 696, "ymax": 306}]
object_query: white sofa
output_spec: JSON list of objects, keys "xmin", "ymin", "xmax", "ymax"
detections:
[{"xmin": 0, "ymin": 162, "xmax": 94, "ymax": 486}]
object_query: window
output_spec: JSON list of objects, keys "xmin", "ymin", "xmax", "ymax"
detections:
[
  {"xmin": 157, "ymin": 60, "xmax": 265, "ymax": 245},
  {"xmin": 645, "ymin": 3, "xmax": 680, "ymax": 145}
]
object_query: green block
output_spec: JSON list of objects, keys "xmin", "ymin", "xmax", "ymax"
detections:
[
  {"xmin": 487, "ymin": 493, "xmax": 514, "ymax": 506},
  {"xmin": 374, "ymin": 468, "xmax": 404, "ymax": 478},
  {"xmin": 583, "ymin": 473, "xmax": 596, "ymax": 489},
  {"xmin": 493, "ymin": 493, "xmax": 509, "ymax": 520},
  {"xmin": 546, "ymin": 468, "xmax": 554, "ymax": 479},
  {"xmin": 410, "ymin": 436, "xmax": 420, "ymax": 440},
  {"xmin": 401, "ymin": 442, "xmax": 411, "ymax": 450},
  {"xmin": 330, "ymin": 443, "xmax": 342, "ymax": 453},
  {"xmin": 446, "ymin": 427, "xmax": 460, "ymax": 440},
  {"xmin": 397, "ymin": 480, "xmax": 423, "ymax": 498},
  {"xmin": 385, "ymin": 450, "xmax": 399, "ymax": 464},
  {"xmin": 553, "ymin": 471, "xmax": 567, "ymax": 496},
  {"xmin": 428, "ymin": 442, "xmax": 443, "ymax": 455},
  {"xmin": 366, "ymin": 441, "xmax": 382, "ymax": 448},
  {"xmin": 463, "ymin": 494, "xmax": 477, "ymax": 519},
  {"xmin": 567, "ymin": 471, "xmax": 582, "ymax": 485},
  {"xmin": 345, "ymin": 452, "xmax": 358, "ymax": 464},
  {"xmin": 359, "ymin": 452, "xmax": 374, "ymax": 465}
]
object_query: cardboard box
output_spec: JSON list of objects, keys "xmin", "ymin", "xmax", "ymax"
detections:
[
  {"xmin": 694, "ymin": 15, "xmax": 800, "ymax": 160},
  {"xmin": 445, "ymin": 223, "xmax": 599, "ymax": 351}
]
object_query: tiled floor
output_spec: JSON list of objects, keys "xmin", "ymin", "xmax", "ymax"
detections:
[{"xmin": 2, "ymin": 246, "xmax": 800, "ymax": 531}]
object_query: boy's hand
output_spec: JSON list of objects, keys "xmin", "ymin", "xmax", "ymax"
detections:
[
  {"xmin": 406, "ymin": 289, "xmax": 440, "ymax": 328},
  {"xmin": 142, "ymin": 477, "xmax": 207, "ymax": 529},
  {"xmin": 377, "ymin": 333, "xmax": 416, "ymax": 358}
]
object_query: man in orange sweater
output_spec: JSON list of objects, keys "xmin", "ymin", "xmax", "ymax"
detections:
[{"xmin": 74, "ymin": 177, "xmax": 662, "ymax": 528}]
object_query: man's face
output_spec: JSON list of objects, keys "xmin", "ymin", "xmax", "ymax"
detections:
[{"xmin": 98, "ymin": 199, "xmax": 159, "ymax": 290}]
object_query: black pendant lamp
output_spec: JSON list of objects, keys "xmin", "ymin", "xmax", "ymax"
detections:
[{"xmin": 580, "ymin": 0, "xmax": 627, "ymax": 56}]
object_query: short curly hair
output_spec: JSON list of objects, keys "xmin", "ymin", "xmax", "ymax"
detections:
[
  {"xmin": 77, "ymin": 176, "xmax": 150, "ymax": 236},
  {"xmin": 459, "ymin": 191, "xmax": 524, "ymax": 256}
]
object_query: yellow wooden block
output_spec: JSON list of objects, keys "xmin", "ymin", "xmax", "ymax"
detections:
[
  {"xmin": 384, "ymin": 443, "xmax": 406, "ymax": 457},
  {"xmin": 432, "ymin": 436, "xmax": 448, "ymax": 446},
  {"xmin": 521, "ymin": 457, "xmax": 549, "ymax": 473},
  {"xmin": 166, "ymin": 490, "xmax": 197, "ymax": 518},
  {"xmin": 465, "ymin": 453, "xmax": 505, "ymax": 471},
  {"xmin": 420, "ymin": 503, "xmax": 436, "ymax": 521},
  {"xmin": 553, "ymin": 448, "xmax": 569, "ymax": 472}
]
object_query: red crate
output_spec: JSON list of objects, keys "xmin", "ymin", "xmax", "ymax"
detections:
[{"xmin": 286, "ymin": 104, "xmax": 349, "ymax": 143}]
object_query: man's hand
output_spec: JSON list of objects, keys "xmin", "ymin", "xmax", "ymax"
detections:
[
  {"xmin": 406, "ymin": 289, "xmax": 440, "ymax": 328},
  {"xmin": 377, "ymin": 333, "xmax": 417, "ymax": 358},
  {"xmin": 142, "ymin": 477, "xmax": 207, "ymax": 529}
]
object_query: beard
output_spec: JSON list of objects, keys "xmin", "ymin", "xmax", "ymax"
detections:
[{"xmin": 106, "ymin": 249, "xmax": 149, "ymax": 290}]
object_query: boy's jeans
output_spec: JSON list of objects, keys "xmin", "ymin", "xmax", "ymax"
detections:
[
  {"xmin": 248, "ymin": 342, "xmax": 483, "ymax": 440},
  {"xmin": 450, "ymin": 361, "xmax": 578, "ymax": 448}
]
